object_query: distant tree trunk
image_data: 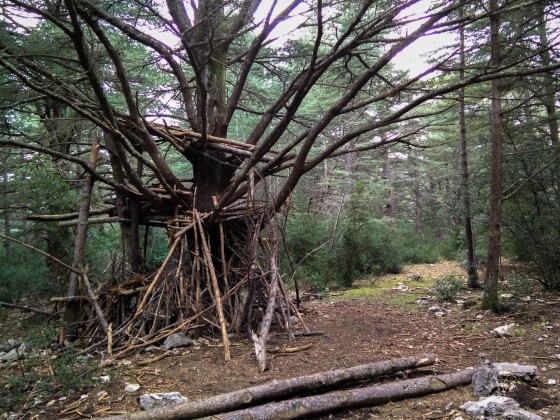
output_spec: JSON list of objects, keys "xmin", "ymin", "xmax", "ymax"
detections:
[
  {"xmin": 382, "ymin": 139, "xmax": 395, "ymax": 219},
  {"xmin": 1, "ymin": 150, "xmax": 11, "ymax": 258},
  {"xmin": 411, "ymin": 151, "xmax": 423, "ymax": 238},
  {"xmin": 483, "ymin": 0, "xmax": 503, "ymax": 310},
  {"xmin": 536, "ymin": 2, "xmax": 559, "ymax": 145},
  {"xmin": 459, "ymin": 4, "xmax": 479, "ymax": 289}
]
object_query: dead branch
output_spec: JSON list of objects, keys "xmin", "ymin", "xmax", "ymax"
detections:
[
  {"xmin": 100, "ymin": 353, "xmax": 436, "ymax": 420},
  {"xmin": 214, "ymin": 369, "xmax": 473, "ymax": 419},
  {"xmin": 0, "ymin": 301, "xmax": 52, "ymax": 316}
]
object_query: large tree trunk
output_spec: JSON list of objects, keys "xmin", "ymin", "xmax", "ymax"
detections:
[
  {"xmin": 104, "ymin": 132, "xmax": 144, "ymax": 273},
  {"xmin": 483, "ymin": 0, "xmax": 503, "ymax": 310},
  {"xmin": 459, "ymin": 2, "xmax": 479, "ymax": 289},
  {"xmin": 63, "ymin": 140, "xmax": 100, "ymax": 339},
  {"xmin": 101, "ymin": 354, "xmax": 436, "ymax": 420}
]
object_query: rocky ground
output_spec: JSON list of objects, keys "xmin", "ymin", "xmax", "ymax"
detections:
[{"xmin": 1, "ymin": 261, "xmax": 560, "ymax": 419}]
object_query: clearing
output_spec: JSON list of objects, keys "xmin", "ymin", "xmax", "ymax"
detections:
[{"xmin": 1, "ymin": 261, "xmax": 560, "ymax": 419}]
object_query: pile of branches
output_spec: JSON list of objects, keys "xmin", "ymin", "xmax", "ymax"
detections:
[{"xmin": 49, "ymin": 198, "xmax": 299, "ymax": 370}]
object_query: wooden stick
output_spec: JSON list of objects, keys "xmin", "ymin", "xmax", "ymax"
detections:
[
  {"xmin": 196, "ymin": 211, "xmax": 231, "ymax": 362},
  {"xmin": 0, "ymin": 301, "xmax": 52, "ymax": 316},
  {"xmin": 82, "ymin": 271, "xmax": 109, "ymax": 335},
  {"xmin": 135, "ymin": 235, "xmax": 182, "ymax": 316}
]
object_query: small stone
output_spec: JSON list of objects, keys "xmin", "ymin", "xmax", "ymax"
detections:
[
  {"xmin": 500, "ymin": 293, "xmax": 513, "ymax": 299},
  {"xmin": 460, "ymin": 396, "xmax": 520, "ymax": 417},
  {"xmin": 538, "ymin": 337, "xmax": 544, "ymax": 342},
  {"xmin": 493, "ymin": 323, "xmax": 516, "ymax": 337},
  {"xmin": 547, "ymin": 379, "xmax": 557, "ymax": 385},
  {"xmin": 80, "ymin": 394, "xmax": 88, "ymax": 399},
  {"xmin": 99, "ymin": 375, "xmax": 110, "ymax": 383},
  {"xmin": 472, "ymin": 354, "xmax": 499, "ymax": 397},
  {"xmin": 138, "ymin": 392, "xmax": 188, "ymax": 411},
  {"xmin": 428, "ymin": 305, "xmax": 441, "ymax": 312},
  {"xmin": 494, "ymin": 362, "xmax": 539, "ymax": 381},
  {"xmin": 125, "ymin": 383, "xmax": 141, "ymax": 392},
  {"xmin": 46, "ymin": 400, "xmax": 56, "ymax": 407},
  {"xmin": 97, "ymin": 391, "xmax": 109, "ymax": 399},
  {"xmin": 163, "ymin": 333, "xmax": 194, "ymax": 350}
]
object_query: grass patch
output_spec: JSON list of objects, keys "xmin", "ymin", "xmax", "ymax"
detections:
[{"xmin": 333, "ymin": 275, "xmax": 438, "ymax": 310}]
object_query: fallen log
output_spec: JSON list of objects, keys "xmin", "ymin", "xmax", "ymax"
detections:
[
  {"xmin": 207, "ymin": 369, "xmax": 473, "ymax": 419},
  {"xmin": 0, "ymin": 301, "xmax": 52, "ymax": 316},
  {"xmin": 100, "ymin": 353, "xmax": 435, "ymax": 420}
]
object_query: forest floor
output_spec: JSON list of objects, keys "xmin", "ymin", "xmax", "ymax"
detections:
[{"xmin": 2, "ymin": 261, "xmax": 560, "ymax": 419}]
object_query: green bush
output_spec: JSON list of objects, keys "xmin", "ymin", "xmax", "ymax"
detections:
[
  {"xmin": 0, "ymin": 248, "xmax": 51, "ymax": 303},
  {"xmin": 1, "ymin": 325, "xmax": 99, "ymax": 411},
  {"xmin": 433, "ymin": 275, "xmax": 463, "ymax": 301}
]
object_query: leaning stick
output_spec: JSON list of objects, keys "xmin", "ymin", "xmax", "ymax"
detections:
[
  {"xmin": 196, "ymin": 211, "xmax": 231, "ymax": 361},
  {"xmin": 135, "ymin": 235, "xmax": 182, "ymax": 316}
]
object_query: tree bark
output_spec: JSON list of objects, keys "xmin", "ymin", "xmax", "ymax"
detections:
[
  {"xmin": 483, "ymin": 0, "xmax": 503, "ymax": 310},
  {"xmin": 214, "ymin": 369, "xmax": 473, "ymax": 420},
  {"xmin": 101, "ymin": 353, "xmax": 436, "ymax": 420},
  {"xmin": 63, "ymin": 140, "xmax": 100, "ymax": 338},
  {"xmin": 459, "ymin": 1, "xmax": 479, "ymax": 289}
]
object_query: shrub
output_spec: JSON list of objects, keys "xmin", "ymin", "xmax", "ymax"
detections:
[
  {"xmin": 0, "ymin": 248, "xmax": 51, "ymax": 302},
  {"xmin": 433, "ymin": 275, "xmax": 463, "ymax": 301}
]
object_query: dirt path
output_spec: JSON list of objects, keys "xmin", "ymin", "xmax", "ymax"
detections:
[{"xmin": 3, "ymin": 262, "xmax": 560, "ymax": 419}]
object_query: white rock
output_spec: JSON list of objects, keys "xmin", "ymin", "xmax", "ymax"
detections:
[
  {"xmin": 99, "ymin": 375, "xmax": 111, "ymax": 383},
  {"xmin": 494, "ymin": 362, "xmax": 539, "ymax": 381},
  {"xmin": 46, "ymin": 400, "xmax": 56, "ymax": 407},
  {"xmin": 547, "ymin": 379, "xmax": 557, "ymax": 385},
  {"xmin": 428, "ymin": 305, "xmax": 442, "ymax": 312},
  {"xmin": 493, "ymin": 323, "xmax": 516, "ymax": 337},
  {"xmin": 460, "ymin": 396, "xmax": 519, "ymax": 416},
  {"xmin": 139, "ymin": 392, "xmax": 188, "ymax": 411},
  {"xmin": 459, "ymin": 395, "xmax": 542, "ymax": 419},
  {"xmin": 125, "ymin": 383, "xmax": 141, "ymax": 392},
  {"xmin": 163, "ymin": 333, "xmax": 194, "ymax": 350}
]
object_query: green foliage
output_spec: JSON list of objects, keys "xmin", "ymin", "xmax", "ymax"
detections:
[
  {"xmin": 0, "ymin": 248, "xmax": 51, "ymax": 303},
  {"xmin": 507, "ymin": 275, "xmax": 535, "ymax": 295},
  {"xmin": 433, "ymin": 275, "xmax": 463, "ymax": 301},
  {"xmin": 502, "ymin": 159, "xmax": 560, "ymax": 290},
  {"xmin": 1, "ymin": 325, "xmax": 99, "ymax": 411}
]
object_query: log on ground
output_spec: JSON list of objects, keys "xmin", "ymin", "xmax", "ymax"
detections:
[
  {"xmin": 100, "ymin": 353, "xmax": 436, "ymax": 420},
  {"xmin": 209, "ymin": 369, "xmax": 473, "ymax": 419}
]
